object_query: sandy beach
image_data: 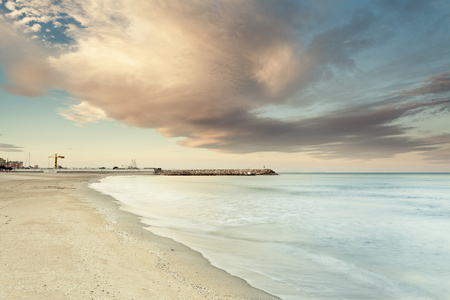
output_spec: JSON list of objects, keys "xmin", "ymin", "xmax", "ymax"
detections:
[{"xmin": 0, "ymin": 172, "xmax": 278, "ymax": 299}]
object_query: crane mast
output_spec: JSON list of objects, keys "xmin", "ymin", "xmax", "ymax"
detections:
[{"xmin": 48, "ymin": 153, "xmax": 65, "ymax": 169}]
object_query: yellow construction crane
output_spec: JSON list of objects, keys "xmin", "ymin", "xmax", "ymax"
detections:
[{"xmin": 48, "ymin": 153, "xmax": 65, "ymax": 169}]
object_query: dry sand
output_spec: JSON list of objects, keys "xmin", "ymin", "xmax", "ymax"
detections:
[{"xmin": 0, "ymin": 172, "xmax": 278, "ymax": 299}]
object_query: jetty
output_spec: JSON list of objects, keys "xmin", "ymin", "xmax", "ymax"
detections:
[
  {"xmin": 160, "ymin": 169, "xmax": 278, "ymax": 176},
  {"xmin": 10, "ymin": 168, "xmax": 278, "ymax": 176}
]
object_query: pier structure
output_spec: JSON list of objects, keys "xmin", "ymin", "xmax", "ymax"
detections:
[{"xmin": 160, "ymin": 169, "xmax": 278, "ymax": 176}]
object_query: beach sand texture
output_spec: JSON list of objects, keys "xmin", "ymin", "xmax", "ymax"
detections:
[{"xmin": 0, "ymin": 173, "xmax": 277, "ymax": 299}]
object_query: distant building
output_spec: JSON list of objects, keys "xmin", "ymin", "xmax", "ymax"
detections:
[
  {"xmin": 0, "ymin": 158, "xmax": 5, "ymax": 167},
  {"xmin": 8, "ymin": 161, "xmax": 23, "ymax": 169}
]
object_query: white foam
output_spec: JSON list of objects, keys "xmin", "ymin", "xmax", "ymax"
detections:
[{"xmin": 91, "ymin": 173, "xmax": 450, "ymax": 300}]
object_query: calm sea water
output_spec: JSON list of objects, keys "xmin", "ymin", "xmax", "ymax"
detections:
[{"xmin": 90, "ymin": 173, "xmax": 450, "ymax": 300}]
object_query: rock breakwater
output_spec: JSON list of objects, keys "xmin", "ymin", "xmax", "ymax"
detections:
[{"xmin": 161, "ymin": 169, "xmax": 278, "ymax": 176}]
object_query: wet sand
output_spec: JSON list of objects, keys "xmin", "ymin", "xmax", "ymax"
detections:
[{"xmin": 0, "ymin": 172, "xmax": 278, "ymax": 299}]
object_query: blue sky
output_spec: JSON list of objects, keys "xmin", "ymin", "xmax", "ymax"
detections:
[{"xmin": 1, "ymin": 0, "xmax": 450, "ymax": 171}]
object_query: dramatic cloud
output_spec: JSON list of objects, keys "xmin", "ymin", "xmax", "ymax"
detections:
[
  {"xmin": 175, "ymin": 98, "xmax": 450, "ymax": 159},
  {"xmin": 48, "ymin": 0, "xmax": 310, "ymax": 128},
  {"xmin": 1, "ymin": 0, "xmax": 449, "ymax": 160}
]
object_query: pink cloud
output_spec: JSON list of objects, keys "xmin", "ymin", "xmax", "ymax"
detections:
[
  {"xmin": 0, "ymin": 25, "xmax": 61, "ymax": 96},
  {"xmin": 47, "ymin": 0, "xmax": 305, "ymax": 130},
  {"xmin": 410, "ymin": 72, "xmax": 450, "ymax": 95}
]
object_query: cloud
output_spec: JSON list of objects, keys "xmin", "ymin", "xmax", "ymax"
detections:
[
  {"xmin": 0, "ymin": 24, "xmax": 62, "ymax": 96},
  {"xmin": 26, "ymin": 23, "xmax": 41, "ymax": 33},
  {"xmin": 0, "ymin": 134, "xmax": 23, "ymax": 153},
  {"xmin": 46, "ymin": 0, "xmax": 307, "ymax": 127},
  {"xmin": 175, "ymin": 98, "xmax": 450, "ymax": 159},
  {"xmin": 305, "ymin": 9, "xmax": 377, "ymax": 79},
  {"xmin": 0, "ymin": 143, "xmax": 23, "ymax": 152},
  {"xmin": 409, "ymin": 72, "xmax": 450, "ymax": 95},
  {"xmin": 57, "ymin": 101, "xmax": 109, "ymax": 126},
  {"xmin": 422, "ymin": 144, "xmax": 450, "ymax": 162},
  {"xmin": 1, "ymin": 0, "xmax": 449, "ymax": 160},
  {"xmin": 4, "ymin": 1, "xmax": 14, "ymax": 11}
]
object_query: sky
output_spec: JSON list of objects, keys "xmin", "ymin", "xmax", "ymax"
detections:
[{"xmin": 0, "ymin": 0, "xmax": 450, "ymax": 172}]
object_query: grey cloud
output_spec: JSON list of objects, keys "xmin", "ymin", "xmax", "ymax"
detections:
[
  {"xmin": 0, "ymin": 143, "xmax": 23, "ymax": 152},
  {"xmin": 306, "ymin": 10, "xmax": 376, "ymax": 75},
  {"xmin": 177, "ymin": 98, "xmax": 450, "ymax": 159},
  {"xmin": 421, "ymin": 144, "xmax": 450, "ymax": 162}
]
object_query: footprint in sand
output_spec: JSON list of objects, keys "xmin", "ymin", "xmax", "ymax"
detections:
[{"xmin": 0, "ymin": 214, "xmax": 12, "ymax": 227}]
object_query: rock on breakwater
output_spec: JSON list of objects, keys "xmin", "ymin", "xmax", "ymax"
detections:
[{"xmin": 160, "ymin": 169, "xmax": 278, "ymax": 176}]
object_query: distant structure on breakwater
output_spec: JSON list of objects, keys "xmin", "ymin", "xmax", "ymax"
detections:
[
  {"xmin": 12, "ymin": 168, "xmax": 159, "ymax": 174},
  {"xmin": 160, "ymin": 169, "xmax": 278, "ymax": 176}
]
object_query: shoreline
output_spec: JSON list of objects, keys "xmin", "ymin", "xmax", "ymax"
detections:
[{"xmin": 0, "ymin": 172, "xmax": 278, "ymax": 299}]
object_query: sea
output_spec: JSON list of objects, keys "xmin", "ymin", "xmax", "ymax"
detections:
[{"xmin": 90, "ymin": 173, "xmax": 450, "ymax": 300}]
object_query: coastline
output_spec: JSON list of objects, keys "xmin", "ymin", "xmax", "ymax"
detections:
[{"xmin": 0, "ymin": 172, "xmax": 278, "ymax": 299}]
